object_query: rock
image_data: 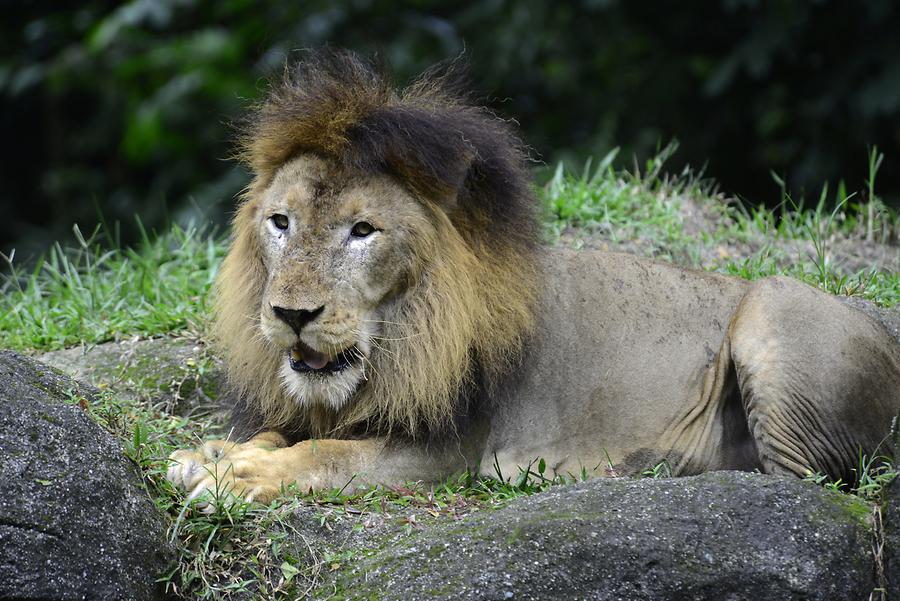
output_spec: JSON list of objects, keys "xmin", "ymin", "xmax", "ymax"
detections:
[
  {"xmin": 883, "ymin": 479, "xmax": 900, "ymax": 599},
  {"xmin": 323, "ymin": 472, "xmax": 876, "ymax": 600},
  {"xmin": 39, "ymin": 336, "xmax": 226, "ymax": 417},
  {"xmin": 0, "ymin": 350, "xmax": 173, "ymax": 601}
]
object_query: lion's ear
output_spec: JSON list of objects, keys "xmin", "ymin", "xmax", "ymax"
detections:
[
  {"xmin": 393, "ymin": 146, "xmax": 475, "ymax": 210},
  {"xmin": 347, "ymin": 107, "xmax": 476, "ymax": 210}
]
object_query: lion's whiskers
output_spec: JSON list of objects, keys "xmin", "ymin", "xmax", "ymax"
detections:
[
  {"xmin": 369, "ymin": 332, "xmax": 424, "ymax": 342},
  {"xmin": 350, "ymin": 348, "xmax": 378, "ymax": 382},
  {"xmin": 360, "ymin": 318, "xmax": 414, "ymax": 327},
  {"xmin": 351, "ymin": 328, "xmax": 401, "ymax": 363},
  {"xmin": 342, "ymin": 328, "xmax": 391, "ymax": 378}
]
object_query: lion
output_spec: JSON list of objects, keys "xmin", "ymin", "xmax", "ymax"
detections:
[{"xmin": 167, "ymin": 50, "xmax": 900, "ymax": 505}]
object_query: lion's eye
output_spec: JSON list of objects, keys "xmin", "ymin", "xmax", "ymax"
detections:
[
  {"xmin": 350, "ymin": 221, "xmax": 376, "ymax": 238},
  {"xmin": 270, "ymin": 214, "xmax": 289, "ymax": 231}
]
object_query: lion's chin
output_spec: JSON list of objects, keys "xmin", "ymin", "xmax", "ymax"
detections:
[{"xmin": 278, "ymin": 357, "xmax": 365, "ymax": 412}]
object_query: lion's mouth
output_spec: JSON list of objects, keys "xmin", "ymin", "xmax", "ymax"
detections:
[{"xmin": 288, "ymin": 341, "xmax": 360, "ymax": 374}]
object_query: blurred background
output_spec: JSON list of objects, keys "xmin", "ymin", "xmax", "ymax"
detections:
[{"xmin": 3, "ymin": 0, "xmax": 900, "ymax": 256}]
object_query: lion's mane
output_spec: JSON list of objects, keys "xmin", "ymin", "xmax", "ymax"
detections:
[{"xmin": 215, "ymin": 50, "xmax": 541, "ymax": 439}]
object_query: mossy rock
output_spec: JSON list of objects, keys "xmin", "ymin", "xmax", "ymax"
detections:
[
  {"xmin": 39, "ymin": 336, "xmax": 227, "ymax": 418},
  {"xmin": 319, "ymin": 472, "xmax": 876, "ymax": 600}
]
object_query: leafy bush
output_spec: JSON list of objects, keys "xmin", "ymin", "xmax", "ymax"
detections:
[{"xmin": 4, "ymin": 1, "xmax": 900, "ymax": 252}]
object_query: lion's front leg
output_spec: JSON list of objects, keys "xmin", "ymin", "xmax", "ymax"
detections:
[{"xmin": 166, "ymin": 432, "xmax": 465, "ymax": 506}]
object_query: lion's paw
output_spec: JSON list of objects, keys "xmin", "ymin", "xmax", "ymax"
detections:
[
  {"xmin": 166, "ymin": 437, "xmax": 286, "ymax": 510},
  {"xmin": 166, "ymin": 441, "xmax": 225, "ymax": 488}
]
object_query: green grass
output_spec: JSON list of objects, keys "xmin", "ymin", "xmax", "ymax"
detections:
[
  {"xmin": 802, "ymin": 452, "xmax": 897, "ymax": 502},
  {"xmin": 544, "ymin": 144, "xmax": 694, "ymax": 249},
  {"xmin": 543, "ymin": 143, "xmax": 898, "ymax": 306},
  {"xmin": 0, "ymin": 221, "xmax": 223, "ymax": 351}
]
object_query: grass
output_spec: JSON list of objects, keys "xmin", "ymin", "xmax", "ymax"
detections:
[
  {"xmin": 3, "ymin": 149, "xmax": 898, "ymax": 598},
  {"xmin": 0, "ymin": 220, "xmax": 222, "ymax": 351},
  {"xmin": 802, "ymin": 452, "xmax": 897, "ymax": 502},
  {"xmin": 543, "ymin": 143, "xmax": 898, "ymax": 306}
]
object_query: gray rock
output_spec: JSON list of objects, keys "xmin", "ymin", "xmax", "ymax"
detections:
[
  {"xmin": 0, "ymin": 350, "xmax": 173, "ymax": 601},
  {"xmin": 883, "ymin": 479, "xmax": 900, "ymax": 599},
  {"xmin": 323, "ymin": 472, "xmax": 876, "ymax": 601},
  {"xmin": 39, "ymin": 336, "xmax": 226, "ymax": 417}
]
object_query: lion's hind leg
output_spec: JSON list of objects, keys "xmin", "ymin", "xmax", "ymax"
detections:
[{"xmin": 728, "ymin": 276, "xmax": 900, "ymax": 481}]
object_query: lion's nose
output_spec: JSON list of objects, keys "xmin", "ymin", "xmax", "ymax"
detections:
[{"xmin": 272, "ymin": 305, "xmax": 325, "ymax": 334}]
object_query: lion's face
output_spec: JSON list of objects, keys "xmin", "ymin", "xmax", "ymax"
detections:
[{"xmin": 254, "ymin": 155, "xmax": 431, "ymax": 410}]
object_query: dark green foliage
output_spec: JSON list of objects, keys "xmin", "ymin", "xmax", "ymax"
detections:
[{"xmin": 3, "ymin": 1, "xmax": 900, "ymax": 253}]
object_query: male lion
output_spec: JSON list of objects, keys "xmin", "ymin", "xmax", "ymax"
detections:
[{"xmin": 168, "ymin": 50, "xmax": 900, "ymax": 504}]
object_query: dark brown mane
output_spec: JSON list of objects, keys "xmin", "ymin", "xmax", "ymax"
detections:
[{"xmin": 238, "ymin": 48, "xmax": 540, "ymax": 257}]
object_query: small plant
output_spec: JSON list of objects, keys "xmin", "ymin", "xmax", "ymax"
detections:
[
  {"xmin": 803, "ymin": 448, "xmax": 898, "ymax": 503},
  {"xmin": 852, "ymin": 452, "xmax": 898, "ymax": 503},
  {"xmin": 642, "ymin": 460, "xmax": 673, "ymax": 479},
  {"xmin": 803, "ymin": 470, "xmax": 849, "ymax": 493}
]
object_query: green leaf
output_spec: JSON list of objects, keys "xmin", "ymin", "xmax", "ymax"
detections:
[{"xmin": 280, "ymin": 561, "xmax": 300, "ymax": 583}]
